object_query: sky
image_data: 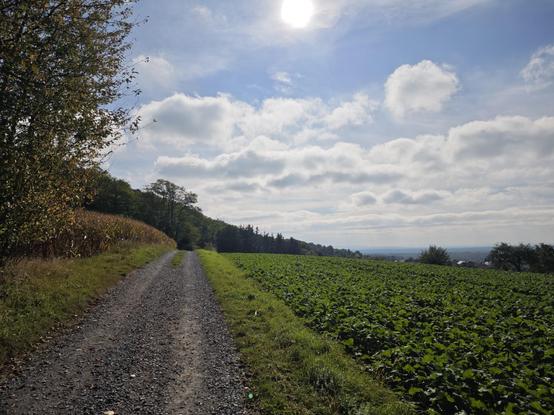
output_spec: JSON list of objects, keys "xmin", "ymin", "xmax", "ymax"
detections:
[{"xmin": 107, "ymin": 0, "xmax": 554, "ymax": 249}]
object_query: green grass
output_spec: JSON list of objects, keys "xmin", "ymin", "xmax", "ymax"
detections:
[
  {"xmin": 171, "ymin": 250, "xmax": 186, "ymax": 267},
  {"xmin": 0, "ymin": 243, "xmax": 172, "ymax": 367},
  {"xmin": 197, "ymin": 250, "xmax": 414, "ymax": 415}
]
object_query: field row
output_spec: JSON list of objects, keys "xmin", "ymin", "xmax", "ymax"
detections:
[{"xmin": 227, "ymin": 254, "xmax": 553, "ymax": 415}]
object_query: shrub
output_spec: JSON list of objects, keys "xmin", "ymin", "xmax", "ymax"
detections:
[{"xmin": 418, "ymin": 245, "xmax": 451, "ymax": 265}]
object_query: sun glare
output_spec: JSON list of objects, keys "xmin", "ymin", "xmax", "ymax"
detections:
[{"xmin": 281, "ymin": 0, "xmax": 314, "ymax": 29}]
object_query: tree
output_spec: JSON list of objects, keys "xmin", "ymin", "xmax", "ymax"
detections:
[
  {"xmin": 287, "ymin": 237, "xmax": 302, "ymax": 255},
  {"xmin": 87, "ymin": 170, "xmax": 137, "ymax": 217},
  {"xmin": 144, "ymin": 179, "xmax": 198, "ymax": 238},
  {"xmin": 419, "ymin": 245, "xmax": 451, "ymax": 265},
  {"xmin": 530, "ymin": 243, "xmax": 554, "ymax": 273},
  {"xmin": 0, "ymin": 0, "xmax": 138, "ymax": 260},
  {"xmin": 488, "ymin": 243, "xmax": 535, "ymax": 272},
  {"xmin": 216, "ymin": 226, "xmax": 240, "ymax": 253}
]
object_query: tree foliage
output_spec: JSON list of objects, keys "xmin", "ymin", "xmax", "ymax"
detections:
[
  {"xmin": 87, "ymin": 172, "xmax": 364, "ymax": 257},
  {"xmin": 215, "ymin": 224, "xmax": 303, "ymax": 255},
  {"xmin": 87, "ymin": 172, "xmax": 225, "ymax": 250},
  {"xmin": 532, "ymin": 243, "xmax": 554, "ymax": 273},
  {"xmin": 0, "ymin": 0, "xmax": 138, "ymax": 260},
  {"xmin": 488, "ymin": 242, "xmax": 554, "ymax": 273},
  {"xmin": 418, "ymin": 245, "xmax": 451, "ymax": 265}
]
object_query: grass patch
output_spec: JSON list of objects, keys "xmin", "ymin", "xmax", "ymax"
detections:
[
  {"xmin": 0, "ymin": 243, "xmax": 172, "ymax": 367},
  {"xmin": 171, "ymin": 250, "xmax": 186, "ymax": 267},
  {"xmin": 197, "ymin": 250, "xmax": 415, "ymax": 415}
]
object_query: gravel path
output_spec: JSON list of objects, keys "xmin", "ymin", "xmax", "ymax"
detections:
[{"xmin": 0, "ymin": 251, "xmax": 248, "ymax": 415}]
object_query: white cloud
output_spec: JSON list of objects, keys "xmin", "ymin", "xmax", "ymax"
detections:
[
  {"xmin": 325, "ymin": 93, "xmax": 379, "ymax": 130},
  {"xmin": 351, "ymin": 191, "xmax": 378, "ymax": 206},
  {"xmin": 382, "ymin": 190, "xmax": 445, "ymax": 205},
  {"xmin": 270, "ymin": 71, "xmax": 295, "ymax": 93},
  {"xmin": 521, "ymin": 44, "xmax": 554, "ymax": 90},
  {"xmin": 238, "ymin": 97, "xmax": 324, "ymax": 139},
  {"xmin": 152, "ymin": 114, "xmax": 554, "ymax": 213},
  {"xmin": 272, "ymin": 72, "xmax": 293, "ymax": 85},
  {"xmin": 135, "ymin": 93, "xmax": 248, "ymax": 150},
  {"xmin": 369, "ymin": 115, "xmax": 554, "ymax": 176},
  {"xmin": 135, "ymin": 92, "xmax": 378, "ymax": 151},
  {"xmin": 156, "ymin": 140, "xmax": 403, "ymax": 188},
  {"xmin": 385, "ymin": 60, "xmax": 460, "ymax": 118},
  {"xmin": 133, "ymin": 55, "xmax": 177, "ymax": 93},
  {"xmin": 157, "ymin": 150, "xmax": 285, "ymax": 179},
  {"xmin": 446, "ymin": 116, "xmax": 554, "ymax": 161},
  {"xmin": 113, "ymin": 81, "xmax": 554, "ymax": 247},
  {"xmin": 133, "ymin": 53, "xmax": 229, "ymax": 94}
]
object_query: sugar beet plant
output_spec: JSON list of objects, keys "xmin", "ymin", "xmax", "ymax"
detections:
[{"xmin": 227, "ymin": 254, "xmax": 553, "ymax": 415}]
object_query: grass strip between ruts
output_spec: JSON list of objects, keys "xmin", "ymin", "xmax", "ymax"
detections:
[
  {"xmin": 197, "ymin": 249, "xmax": 415, "ymax": 415},
  {"xmin": 171, "ymin": 250, "xmax": 187, "ymax": 267}
]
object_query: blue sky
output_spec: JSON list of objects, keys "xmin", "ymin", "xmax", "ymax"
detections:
[{"xmin": 108, "ymin": 0, "xmax": 554, "ymax": 248}]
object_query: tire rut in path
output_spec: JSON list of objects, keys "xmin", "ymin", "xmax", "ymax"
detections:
[{"xmin": 0, "ymin": 251, "xmax": 247, "ymax": 415}]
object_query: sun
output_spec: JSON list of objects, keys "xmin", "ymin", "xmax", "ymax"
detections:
[{"xmin": 281, "ymin": 0, "xmax": 314, "ymax": 29}]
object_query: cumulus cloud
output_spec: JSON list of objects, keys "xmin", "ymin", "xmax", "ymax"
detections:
[
  {"xmin": 150, "ymin": 113, "xmax": 554, "ymax": 236},
  {"xmin": 447, "ymin": 116, "xmax": 554, "ymax": 161},
  {"xmin": 268, "ymin": 170, "xmax": 402, "ymax": 188},
  {"xmin": 382, "ymin": 190, "xmax": 444, "ymax": 205},
  {"xmin": 148, "ymin": 111, "xmax": 554, "ymax": 201},
  {"xmin": 136, "ymin": 93, "xmax": 247, "ymax": 149},
  {"xmin": 113, "ymin": 102, "xmax": 554, "ymax": 247},
  {"xmin": 133, "ymin": 55, "xmax": 177, "ymax": 93},
  {"xmin": 156, "ymin": 150, "xmax": 285, "ymax": 179},
  {"xmin": 365, "ymin": 115, "xmax": 554, "ymax": 203},
  {"xmin": 156, "ymin": 140, "xmax": 403, "ymax": 188},
  {"xmin": 132, "ymin": 54, "xmax": 228, "ymax": 93},
  {"xmin": 135, "ymin": 92, "xmax": 378, "ymax": 151},
  {"xmin": 521, "ymin": 44, "xmax": 554, "ymax": 90},
  {"xmin": 325, "ymin": 93, "xmax": 379, "ymax": 130},
  {"xmin": 351, "ymin": 191, "xmax": 378, "ymax": 206},
  {"xmin": 385, "ymin": 60, "xmax": 460, "ymax": 118},
  {"xmin": 313, "ymin": 207, "xmax": 554, "ymax": 232}
]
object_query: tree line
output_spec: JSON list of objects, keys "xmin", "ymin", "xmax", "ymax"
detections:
[
  {"xmin": 87, "ymin": 172, "xmax": 224, "ymax": 250},
  {"xmin": 487, "ymin": 243, "xmax": 554, "ymax": 273},
  {"xmin": 88, "ymin": 171, "xmax": 364, "ymax": 258},
  {"xmin": 417, "ymin": 244, "xmax": 554, "ymax": 274}
]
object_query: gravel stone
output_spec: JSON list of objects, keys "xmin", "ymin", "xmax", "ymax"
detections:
[{"xmin": 0, "ymin": 252, "xmax": 248, "ymax": 415}]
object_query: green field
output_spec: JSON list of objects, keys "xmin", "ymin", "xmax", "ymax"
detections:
[{"xmin": 226, "ymin": 253, "xmax": 553, "ymax": 415}]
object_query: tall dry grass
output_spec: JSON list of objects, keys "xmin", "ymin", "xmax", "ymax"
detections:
[{"xmin": 25, "ymin": 210, "xmax": 175, "ymax": 259}]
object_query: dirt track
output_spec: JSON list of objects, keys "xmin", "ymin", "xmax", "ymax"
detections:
[{"xmin": 0, "ymin": 251, "xmax": 247, "ymax": 415}]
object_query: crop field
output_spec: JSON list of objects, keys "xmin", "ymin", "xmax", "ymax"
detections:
[{"xmin": 226, "ymin": 253, "xmax": 553, "ymax": 415}]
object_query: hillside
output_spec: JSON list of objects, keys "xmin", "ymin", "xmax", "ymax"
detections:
[{"xmin": 88, "ymin": 171, "xmax": 363, "ymax": 258}]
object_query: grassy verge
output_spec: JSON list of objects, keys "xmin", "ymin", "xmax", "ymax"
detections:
[
  {"xmin": 197, "ymin": 250, "xmax": 415, "ymax": 415},
  {"xmin": 0, "ymin": 243, "xmax": 172, "ymax": 367},
  {"xmin": 171, "ymin": 250, "xmax": 186, "ymax": 267}
]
